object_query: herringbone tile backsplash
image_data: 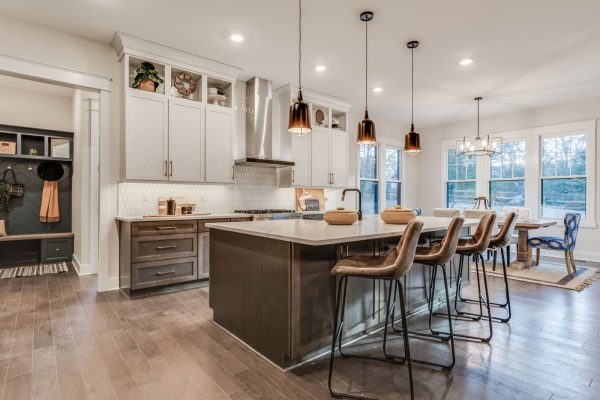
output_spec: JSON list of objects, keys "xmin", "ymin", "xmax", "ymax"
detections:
[{"xmin": 118, "ymin": 166, "xmax": 345, "ymax": 216}]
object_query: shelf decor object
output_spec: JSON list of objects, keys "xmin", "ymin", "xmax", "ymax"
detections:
[
  {"xmin": 324, "ymin": 207, "xmax": 358, "ymax": 225},
  {"xmin": 173, "ymin": 72, "xmax": 197, "ymax": 97},
  {"xmin": 404, "ymin": 41, "xmax": 422, "ymax": 156},
  {"xmin": 357, "ymin": 11, "xmax": 376, "ymax": 144},
  {"xmin": 131, "ymin": 62, "xmax": 164, "ymax": 92},
  {"xmin": 288, "ymin": 0, "xmax": 312, "ymax": 136},
  {"xmin": 457, "ymin": 97, "xmax": 502, "ymax": 157}
]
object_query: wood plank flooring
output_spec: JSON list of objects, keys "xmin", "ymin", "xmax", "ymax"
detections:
[{"xmin": 0, "ymin": 264, "xmax": 599, "ymax": 400}]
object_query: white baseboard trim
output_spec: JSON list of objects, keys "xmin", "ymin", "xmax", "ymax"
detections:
[
  {"xmin": 71, "ymin": 255, "xmax": 98, "ymax": 276},
  {"xmin": 98, "ymin": 276, "xmax": 119, "ymax": 292}
]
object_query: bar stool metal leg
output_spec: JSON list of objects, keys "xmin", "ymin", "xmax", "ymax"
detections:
[{"xmin": 328, "ymin": 276, "xmax": 415, "ymax": 399}]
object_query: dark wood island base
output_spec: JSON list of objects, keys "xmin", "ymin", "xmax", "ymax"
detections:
[{"xmin": 209, "ymin": 228, "xmax": 469, "ymax": 369}]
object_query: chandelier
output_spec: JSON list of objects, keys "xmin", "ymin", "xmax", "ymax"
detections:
[{"xmin": 457, "ymin": 97, "xmax": 502, "ymax": 157}]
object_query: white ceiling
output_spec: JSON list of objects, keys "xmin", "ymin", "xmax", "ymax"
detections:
[{"xmin": 1, "ymin": 0, "xmax": 600, "ymax": 127}]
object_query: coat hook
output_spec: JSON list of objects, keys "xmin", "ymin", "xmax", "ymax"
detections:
[
  {"xmin": 6, "ymin": 164, "xmax": 11, "ymax": 170},
  {"xmin": 28, "ymin": 164, "xmax": 33, "ymax": 171}
]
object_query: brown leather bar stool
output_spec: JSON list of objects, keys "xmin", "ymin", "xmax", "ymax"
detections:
[
  {"xmin": 328, "ymin": 220, "xmax": 424, "ymax": 400},
  {"xmin": 458, "ymin": 212, "xmax": 518, "ymax": 323},
  {"xmin": 391, "ymin": 216, "xmax": 464, "ymax": 371},
  {"xmin": 452, "ymin": 213, "xmax": 496, "ymax": 342}
]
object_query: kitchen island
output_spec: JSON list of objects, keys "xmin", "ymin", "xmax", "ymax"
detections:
[{"xmin": 207, "ymin": 216, "xmax": 478, "ymax": 368}]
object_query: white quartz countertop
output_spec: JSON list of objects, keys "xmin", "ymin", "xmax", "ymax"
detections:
[
  {"xmin": 115, "ymin": 213, "xmax": 252, "ymax": 222},
  {"xmin": 206, "ymin": 216, "xmax": 479, "ymax": 246}
]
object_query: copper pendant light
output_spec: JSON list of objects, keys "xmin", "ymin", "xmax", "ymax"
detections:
[
  {"xmin": 404, "ymin": 40, "xmax": 421, "ymax": 155},
  {"xmin": 288, "ymin": 0, "xmax": 311, "ymax": 136},
  {"xmin": 357, "ymin": 11, "xmax": 376, "ymax": 144}
]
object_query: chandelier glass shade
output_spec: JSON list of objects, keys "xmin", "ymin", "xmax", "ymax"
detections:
[{"xmin": 457, "ymin": 97, "xmax": 502, "ymax": 157}]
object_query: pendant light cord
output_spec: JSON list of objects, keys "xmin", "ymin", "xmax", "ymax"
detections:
[
  {"xmin": 298, "ymin": 0, "xmax": 302, "ymax": 89},
  {"xmin": 411, "ymin": 47, "xmax": 414, "ymax": 124},
  {"xmin": 365, "ymin": 19, "xmax": 368, "ymax": 110},
  {"xmin": 477, "ymin": 98, "xmax": 480, "ymax": 138}
]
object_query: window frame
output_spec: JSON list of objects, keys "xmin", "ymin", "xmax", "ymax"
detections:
[
  {"xmin": 440, "ymin": 119, "xmax": 596, "ymax": 228},
  {"xmin": 442, "ymin": 146, "xmax": 477, "ymax": 210},
  {"xmin": 539, "ymin": 130, "xmax": 591, "ymax": 221},
  {"xmin": 357, "ymin": 140, "xmax": 405, "ymax": 215},
  {"xmin": 488, "ymin": 140, "xmax": 526, "ymax": 208},
  {"xmin": 358, "ymin": 143, "xmax": 380, "ymax": 215},
  {"xmin": 385, "ymin": 145, "xmax": 403, "ymax": 208}
]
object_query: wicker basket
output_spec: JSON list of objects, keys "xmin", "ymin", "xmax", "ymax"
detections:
[{"xmin": 0, "ymin": 141, "xmax": 16, "ymax": 155}]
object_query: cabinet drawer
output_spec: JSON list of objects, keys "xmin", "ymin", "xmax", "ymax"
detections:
[
  {"xmin": 41, "ymin": 237, "xmax": 73, "ymax": 262},
  {"xmin": 132, "ymin": 257, "xmax": 197, "ymax": 290},
  {"xmin": 132, "ymin": 220, "xmax": 198, "ymax": 236},
  {"xmin": 132, "ymin": 234, "xmax": 197, "ymax": 263},
  {"xmin": 198, "ymin": 218, "xmax": 231, "ymax": 232}
]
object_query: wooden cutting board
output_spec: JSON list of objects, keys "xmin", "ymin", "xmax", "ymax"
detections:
[{"xmin": 295, "ymin": 188, "xmax": 325, "ymax": 211}]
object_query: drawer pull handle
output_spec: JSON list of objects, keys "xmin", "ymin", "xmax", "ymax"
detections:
[
  {"xmin": 154, "ymin": 270, "xmax": 175, "ymax": 276},
  {"xmin": 156, "ymin": 226, "xmax": 177, "ymax": 230},
  {"xmin": 156, "ymin": 245, "xmax": 177, "ymax": 250}
]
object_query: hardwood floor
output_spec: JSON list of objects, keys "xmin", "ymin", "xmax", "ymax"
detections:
[{"xmin": 0, "ymin": 264, "xmax": 599, "ymax": 400}]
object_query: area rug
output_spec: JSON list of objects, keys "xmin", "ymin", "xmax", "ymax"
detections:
[
  {"xmin": 473, "ymin": 259, "xmax": 600, "ymax": 292},
  {"xmin": 0, "ymin": 262, "xmax": 68, "ymax": 279}
]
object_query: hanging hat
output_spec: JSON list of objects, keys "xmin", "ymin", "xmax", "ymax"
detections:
[{"xmin": 37, "ymin": 161, "xmax": 64, "ymax": 181}]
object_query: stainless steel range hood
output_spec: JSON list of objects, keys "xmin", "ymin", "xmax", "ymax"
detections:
[{"xmin": 235, "ymin": 77, "xmax": 294, "ymax": 168}]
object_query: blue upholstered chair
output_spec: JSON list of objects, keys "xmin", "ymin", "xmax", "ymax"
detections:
[{"xmin": 527, "ymin": 213, "xmax": 581, "ymax": 274}]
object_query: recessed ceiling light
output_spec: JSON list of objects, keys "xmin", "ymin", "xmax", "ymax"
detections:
[
  {"xmin": 373, "ymin": 87, "xmax": 383, "ymax": 93},
  {"xmin": 315, "ymin": 65, "xmax": 327, "ymax": 72},
  {"xmin": 460, "ymin": 58, "xmax": 473, "ymax": 66},
  {"xmin": 230, "ymin": 33, "xmax": 245, "ymax": 43}
]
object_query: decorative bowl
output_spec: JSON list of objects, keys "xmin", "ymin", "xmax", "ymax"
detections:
[
  {"xmin": 324, "ymin": 207, "xmax": 358, "ymax": 225},
  {"xmin": 380, "ymin": 205, "xmax": 416, "ymax": 224}
]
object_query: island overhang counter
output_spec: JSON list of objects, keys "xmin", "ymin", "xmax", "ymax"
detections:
[{"xmin": 207, "ymin": 216, "xmax": 478, "ymax": 368}]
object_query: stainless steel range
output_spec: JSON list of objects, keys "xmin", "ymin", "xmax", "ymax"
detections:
[{"xmin": 234, "ymin": 209, "xmax": 303, "ymax": 221}]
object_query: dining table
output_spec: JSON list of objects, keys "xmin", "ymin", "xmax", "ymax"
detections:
[{"xmin": 499, "ymin": 218, "xmax": 558, "ymax": 269}]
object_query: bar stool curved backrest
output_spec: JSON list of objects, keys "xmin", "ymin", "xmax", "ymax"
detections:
[
  {"xmin": 490, "ymin": 212, "xmax": 518, "ymax": 248},
  {"xmin": 416, "ymin": 217, "xmax": 464, "ymax": 266},
  {"xmin": 391, "ymin": 219, "xmax": 425, "ymax": 278},
  {"xmin": 458, "ymin": 213, "xmax": 497, "ymax": 254}
]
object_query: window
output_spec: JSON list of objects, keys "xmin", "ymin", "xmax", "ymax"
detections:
[
  {"xmin": 359, "ymin": 144, "xmax": 379, "ymax": 215},
  {"xmin": 489, "ymin": 141, "xmax": 525, "ymax": 208},
  {"xmin": 385, "ymin": 147, "xmax": 402, "ymax": 207},
  {"xmin": 446, "ymin": 149, "xmax": 476, "ymax": 210},
  {"xmin": 540, "ymin": 134, "xmax": 587, "ymax": 218}
]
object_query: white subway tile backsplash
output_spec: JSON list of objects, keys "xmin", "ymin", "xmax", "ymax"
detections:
[{"xmin": 118, "ymin": 166, "xmax": 347, "ymax": 216}]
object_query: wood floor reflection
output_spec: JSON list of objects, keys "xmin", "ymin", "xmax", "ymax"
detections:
[{"xmin": 0, "ymin": 263, "xmax": 599, "ymax": 400}]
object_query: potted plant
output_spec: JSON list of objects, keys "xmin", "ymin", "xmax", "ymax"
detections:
[
  {"xmin": 215, "ymin": 84, "xmax": 227, "ymax": 96},
  {"xmin": 131, "ymin": 62, "xmax": 164, "ymax": 92}
]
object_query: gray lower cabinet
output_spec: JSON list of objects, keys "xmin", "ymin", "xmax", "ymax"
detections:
[
  {"xmin": 118, "ymin": 217, "xmax": 251, "ymax": 294},
  {"xmin": 41, "ymin": 237, "xmax": 74, "ymax": 263}
]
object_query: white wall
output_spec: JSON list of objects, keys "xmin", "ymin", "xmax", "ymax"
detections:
[
  {"xmin": 0, "ymin": 81, "xmax": 73, "ymax": 131},
  {"xmin": 0, "ymin": 14, "xmax": 121, "ymax": 290},
  {"xmin": 417, "ymin": 95, "xmax": 600, "ymax": 261}
]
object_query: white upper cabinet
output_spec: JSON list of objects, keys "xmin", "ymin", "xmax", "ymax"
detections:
[
  {"xmin": 168, "ymin": 98, "xmax": 204, "ymax": 182},
  {"xmin": 276, "ymin": 85, "xmax": 351, "ymax": 189},
  {"xmin": 310, "ymin": 130, "xmax": 331, "ymax": 187},
  {"xmin": 291, "ymin": 134, "xmax": 311, "ymax": 186},
  {"xmin": 125, "ymin": 91, "xmax": 168, "ymax": 181},
  {"xmin": 116, "ymin": 36, "xmax": 240, "ymax": 182},
  {"xmin": 330, "ymin": 132, "xmax": 348, "ymax": 188},
  {"xmin": 205, "ymin": 105, "xmax": 234, "ymax": 183}
]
